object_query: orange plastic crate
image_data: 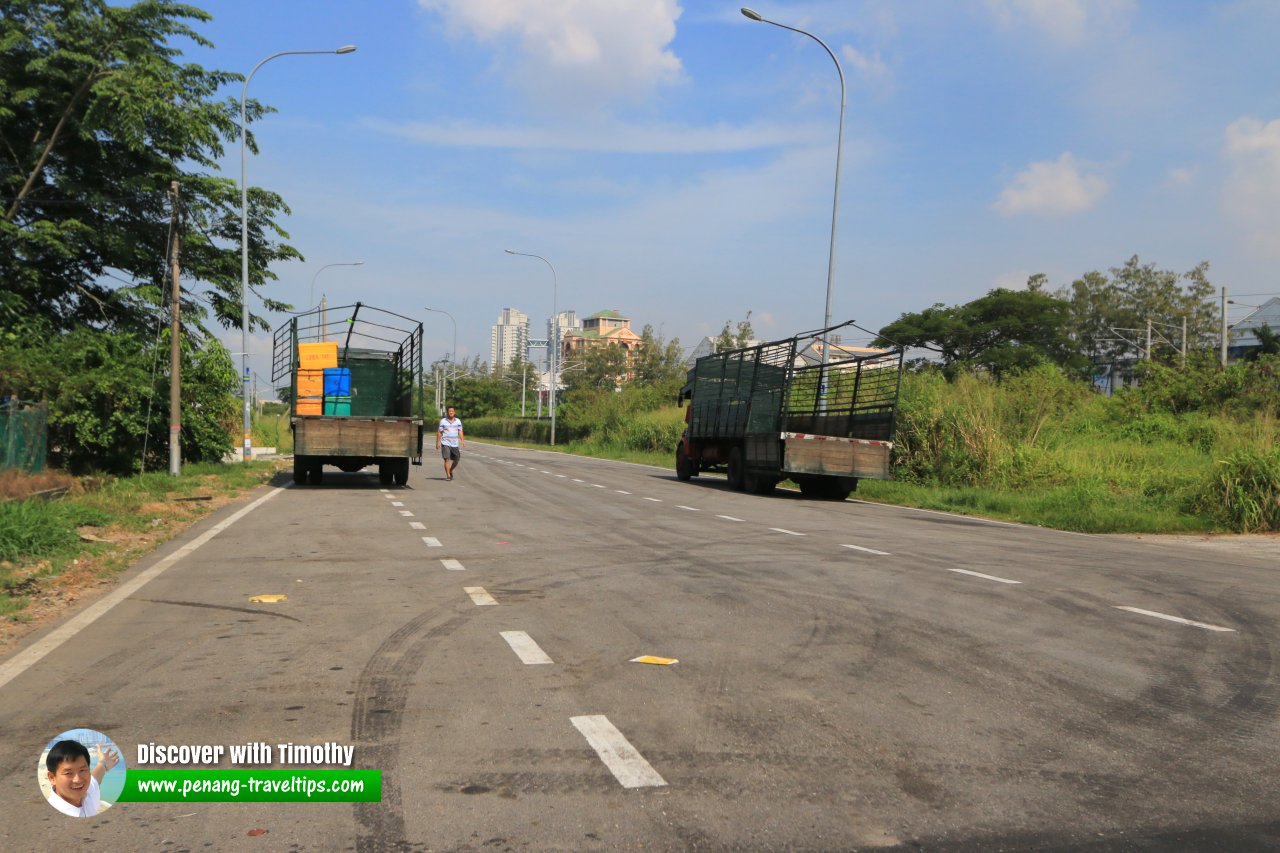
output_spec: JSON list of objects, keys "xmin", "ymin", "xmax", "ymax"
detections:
[
  {"xmin": 296, "ymin": 368, "xmax": 324, "ymax": 398},
  {"xmin": 298, "ymin": 341, "xmax": 339, "ymax": 370},
  {"xmin": 296, "ymin": 397, "xmax": 322, "ymax": 416}
]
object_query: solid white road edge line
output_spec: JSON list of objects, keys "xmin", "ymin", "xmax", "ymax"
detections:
[
  {"xmin": 841, "ymin": 544, "xmax": 890, "ymax": 556},
  {"xmin": 1114, "ymin": 606, "xmax": 1235, "ymax": 632},
  {"xmin": 464, "ymin": 587, "xmax": 498, "ymax": 606},
  {"xmin": 0, "ymin": 486, "xmax": 286, "ymax": 692},
  {"xmin": 948, "ymin": 568, "xmax": 1021, "ymax": 584},
  {"xmin": 441, "ymin": 559, "xmax": 465, "ymax": 571},
  {"xmin": 500, "ymin": 630, "xmax": 554, "ymax": 664},
  {"xmin": 569, "ymin": 715, "xmax": 667, "ymax": 788}
]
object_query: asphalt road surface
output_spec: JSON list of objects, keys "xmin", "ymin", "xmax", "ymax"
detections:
[{"xmin": 3, "ymin": 442, "xmax": 1279, "ymax": 852}]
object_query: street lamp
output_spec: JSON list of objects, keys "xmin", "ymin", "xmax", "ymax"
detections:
[
  {"xmin": 741, "ymin": 7, "xmax": 846, "ymax": 405},
  {"xmin": 240, "ymin": 44, "xmax": 356, "ymax": 462},
  {"xmin": 423, "ymin": 306, "xmax": 457, "ymax": 412},
  {"xmin": 310, "ymin": 261, "xmax": 364, "ymax": 309},
  {"xmin": 504, "ymin": 249, "xmax": 558, "ymax": 446}
]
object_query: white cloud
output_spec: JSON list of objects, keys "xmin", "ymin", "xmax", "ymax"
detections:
[
  {"xmin": 1166, "ymin": 166, "xmax": 1197, "ymax": 187},
  {"xmin": 362, "ymin": 116, "xmax": 824, "ymax": 154},
  {"xmin": 419, "ymin": 0, "xmax": 683, "ymax": 109},
  {"xmin": 841, "ymin": 44, "xmax": 889, "ymax": 82},
  {"xmin": 985, "ymin": 0, "xmax": 1135, "ymax": 44},
  {"xmin": 993, "ymin": 152, "xmax": 1108, "ymax": 217},
  {"xmin": 1223, "ymin": 116, "xmax": 1280, "ymax": 256}
]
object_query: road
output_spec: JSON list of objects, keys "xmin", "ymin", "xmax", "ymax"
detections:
[{"xmin": 2, "ymin": 442, "xmax": 1279, "ymax": 851}]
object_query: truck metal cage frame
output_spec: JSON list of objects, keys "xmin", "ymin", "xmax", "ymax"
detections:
[
  {"xmin": 271, "ymin": 302, "xmax": 425, "ymax": 421},
  {"xmin": 683, "ymin": 321, "xmax": 904, "ymax": 445}
]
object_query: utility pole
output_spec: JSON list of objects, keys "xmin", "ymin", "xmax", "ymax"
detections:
[
  {"xmin": 1181, "ymin": 316, "xmax": 1187, "ymax": 367},
  {"xmin": 1221, "ymin": 286, "xmax": 1229, "ymax": 367},
  {"xmin": 168, "ymin": 181, "xmax": 182, "ymax": 476},
  {"xmin": 1145, "ymin": 318, "xmax": 1152, "ymax": 360}
]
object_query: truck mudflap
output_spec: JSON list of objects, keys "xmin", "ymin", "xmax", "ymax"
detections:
[{"xmin": 782, "ymin": 432, "xmax": 894, "ymax": 481}]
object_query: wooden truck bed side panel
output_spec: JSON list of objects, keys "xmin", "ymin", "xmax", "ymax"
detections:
[
  {"xmin": 782, "ymin": 433, "xmax": 892, "ymax": 480},
  {"xmin": 294, "ymin": 417, "xmax": 420, "ymax": 458}
]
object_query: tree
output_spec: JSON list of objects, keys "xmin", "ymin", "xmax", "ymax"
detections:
[
  {"xmin": 0, "ymin": 0, "xmax": 300, "ymax": 337},
  {"xmin": 633, "ymin": 324, "xmax": 685, "ymax": 388},
  {"xmin": 562, "ymin": 345, "xmax": 627, "ymax": 392},
  {"xmin": 874, "ymin": 288, "xmax": 1085, "ymax": 379},
  {"xmin": 1246, "ymin": 325, "xmax": 1280, "ymax": 361},
  {"xmin": 715, "ymin": 311, "xmax": 754, "ymax": 352},
  {"xmin": 1057, "ymin": 257, "xmax": 1217, "ymax": 364},
  {"xmin": 448, "ymin": 375, "xmax": 516, "ymax": 417}
]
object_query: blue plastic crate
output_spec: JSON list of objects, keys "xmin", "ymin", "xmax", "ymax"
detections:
[{"xmin": 323, "ymin": 367, "xmax": 351, "ymax": 397}]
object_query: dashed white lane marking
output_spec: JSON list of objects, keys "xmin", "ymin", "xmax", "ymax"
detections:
[
  {"xmin": 948, "ymin": 568, "xmax": 1021, "ymax": 585},
  {"xmin": 676, "ymin": 505, "xmax": 699, "ymax": 511},
  {"xmin": 0, "ymin": 485, "xmax": 286, "ymax": 692},
  {"xmin": 570, "ymin": 715, "xmax": 667, "ymax": 789},
  {"xmin": 391, "ymin": 501, "xmax": 404, "ymax": 507},
  {"xmin": 841, "ymin": 544, "xmax": 890, "ymax": 556},
  {"xmin": 500, "ymin": 631, "xmax": 554, "ymax": 664},
  {"xmin": 591, "ymin": 483, "xmax": 606, "ymax": 488},
  {"xmin": 556, "ymin": 474, "xmax": 568, "ymax": 478},
  {"xmin": 422, "ymin": 536, "xmax": 442, "ymax": 548},
  {"xmin": 409, "ymin": 522, "xmax": 426, "ymax": 530},
  {"xmin": 464, "ymin": 587, "xmax": 498, "ymax": 606},
  {"xmin": 383, "ymin": 493, "xmax": 395, "ymax": 499},
  {"xmin": 770, "ymin": 527, "xmax": 804, "ymax": 536},
  {"xmin": 441, "ymin": 559, "xmax": 465, "ymax": 571},
  {"xmin": 643, "ymin": 497, "xmax": 662, "ymax": 503},
  {"xmin": 716, "ymin": 515, "xmax": 743, "ymax": 522},
  {"xmin": 616, "ymin": 490, "xmax": 631, "ymax": 495},
  {"xmin": 541, "ymin": 470, "xmax": 551, "ymax": 474},
  {"xmin": 572, "ymin": 478, "xmax": 585, "ymax": 483},
  {"xmin": 399, "ymin": 510, "xmax": 413, "ymax": 516},
  {"xmin": 379, "ymin": 489, "xmax": 389, "ymax": 493},
  {"xmin": 1115, "ymin": 606, "xmax": 1235, "ymax": 632}
]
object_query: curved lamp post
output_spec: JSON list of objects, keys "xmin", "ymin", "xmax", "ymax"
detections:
[
  {"xmin": 423, "ymin": 306, "xmax": 457, "ymax": 411},
  {"xmin": 741, "ymin": 7, "xmax": 845, "ymax": 404},
  {"xmin": 239, "ymin": 44, "xmax": 356, "ymax": 462},
  {"xmin": 504, "ymin": 249, "xmax": 558, "ymax": 446},
  {"xmin": 310, "ymin": 261, "xmax": 364, "ymax": 309}
]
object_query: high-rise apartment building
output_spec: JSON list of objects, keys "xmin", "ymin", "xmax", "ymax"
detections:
[{"xmin": 490, "ymin": 308, "xmax": 529, "ymax": 370}]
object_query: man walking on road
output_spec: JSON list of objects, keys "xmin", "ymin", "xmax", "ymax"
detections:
[{"xmin": 436, "ymin": 406, "xmax": 464, "ymax": 481}]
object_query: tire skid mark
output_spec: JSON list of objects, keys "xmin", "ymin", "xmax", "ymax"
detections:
[{"xmin": 351, "ymin": 610, "xmax": 468, "ymax": 853}]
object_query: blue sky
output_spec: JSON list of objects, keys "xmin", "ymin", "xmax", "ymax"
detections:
[{"xmin": 192, "ymin": 1, "xmax": 1280, "ymax": 384}]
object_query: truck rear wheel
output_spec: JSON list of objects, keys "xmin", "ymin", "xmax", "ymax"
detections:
[
  {"xmin": 378, "ymin": 464, "xmax": 393, "ymax": 486},
  {"xmin": 393, "ymin": 459, "xmax": 409, "ymax": 486},
  {"xmin": 676, "ymin": 444, "xmax": 695, "ymax": 481},
  {"xmin": 744, "ymin": 469, "xmax": 777, "ymax": 495},
  {"xmin": 309, "ymin": 461, "xmax": 324, "ymax": 485},
  {"xmin": 727, "ymin": 447, "xmax": 746, "ymax": 491},
  {"xmin": 293, "ymin": 457, "xmax": 308, "ymax": 485}
]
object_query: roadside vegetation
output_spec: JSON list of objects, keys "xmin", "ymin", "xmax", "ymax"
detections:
[{"xmin": 0, "ymin": 463, "xmax": 279, "ymax": 626}]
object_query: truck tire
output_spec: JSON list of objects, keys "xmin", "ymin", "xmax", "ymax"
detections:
[
  {"xmin": 393, "ymin": 458, "xmax": 409, "ymax": 486},
  {"xmin": 675, "ymin": 444, "xmax": 694, "ymax": 481},
  {"xmin": 309, "ymin": 461, "xmax": 324, "ymax": 485},
  {"xmin": 378, "ymin": 464, "xmax": 393, "ymax": 486},
  {"xmin": 744, "ymin": 469, "xmax": 777, "ymax": 495},
  {"xmin": 293, "ymin": 457, "xmax": 308, "ymax": 485},
  {"xmin": 727, "ymin": 447, "xmax": 746, "ymax": 491}
]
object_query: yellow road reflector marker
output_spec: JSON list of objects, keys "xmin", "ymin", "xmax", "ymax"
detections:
[
  {"xmin": 630, "ymin": 655, "xmax": 678, "ymax": 666},
  {"xmin": 249, "ymin": 594, "xmax": 288, "ymax": 603}
]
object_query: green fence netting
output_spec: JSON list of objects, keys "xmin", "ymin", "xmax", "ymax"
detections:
[{"xmin": 1, "ymin": 400, "xmax": 48, "ymax": 473}]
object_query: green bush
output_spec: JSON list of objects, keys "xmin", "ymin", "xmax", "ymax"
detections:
[
  {"xmin": 466, "ymin": 417, "xmax": 553, "ymax": 444},
  {"xmin": 1196, "ymin": 449, "xmax": 1280, "ymax": 532}
]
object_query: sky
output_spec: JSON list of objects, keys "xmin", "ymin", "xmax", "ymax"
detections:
[{"xmin": 190, "ymin": 1, "xmax": 1280, "ymax": 387}]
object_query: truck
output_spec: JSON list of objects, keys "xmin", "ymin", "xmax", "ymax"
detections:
[
  {"xmin": 676, "ymin": 322, "xmax": 904, "ymax": 500},
  {"xmin": 271, "ymin": 303, "xmax": 426, "ymax": 486}
]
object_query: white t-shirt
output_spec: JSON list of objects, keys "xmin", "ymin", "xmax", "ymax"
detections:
[
  {"xmin": 47, "ymin": 775, "xmax": 101, "ymax": 817},
  {"xmin": 438, "ymin": 417, "xmax": 463, "ymax": 447}
]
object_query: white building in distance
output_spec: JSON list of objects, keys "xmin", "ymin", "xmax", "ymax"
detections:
[{"xmin": 490, "ymin": 308, "xmax": 529, "ymax": 370}]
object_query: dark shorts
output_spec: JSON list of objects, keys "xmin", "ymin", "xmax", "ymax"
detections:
[{"xmin": 441, "ymin": 445, "xmax": 461, "ymax": 461}]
